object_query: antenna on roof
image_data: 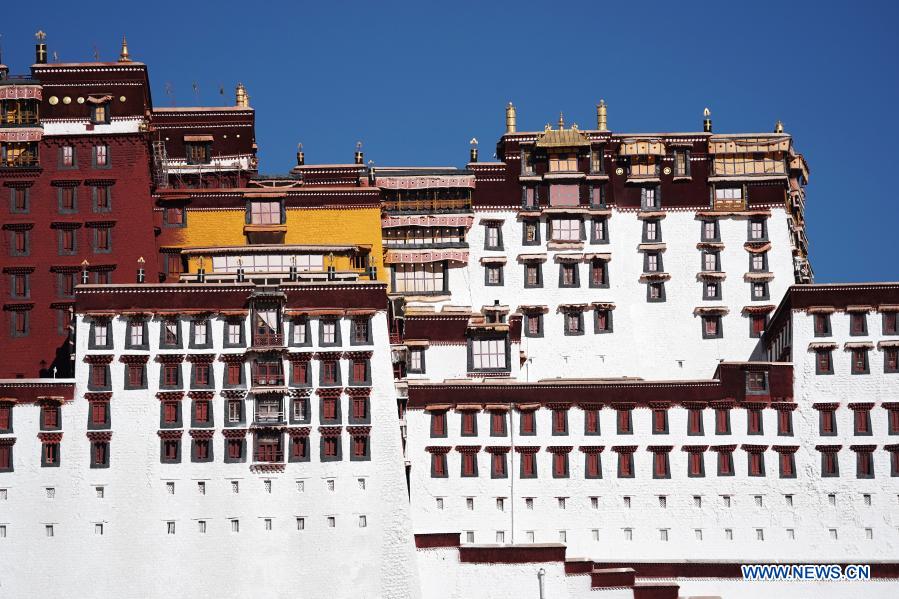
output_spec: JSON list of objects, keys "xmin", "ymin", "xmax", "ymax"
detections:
[
  {"xmin": 92, "ymin": 44, "xmax": 100, "ymax": 61},
  {"xmin": 192, "ymin": 82, "xmax": 200, "ymax": 101}
]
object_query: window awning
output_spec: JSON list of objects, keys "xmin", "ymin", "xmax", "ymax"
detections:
[
  {"xmin": 708, "ymin": 137, "xmax": 791, "ymax": 154},
  {"xmin": 618, "ymin": 139, "xmax": 664, "ymax": 156},
  {"xmin": 384, "ymin": 249, "xmax": 468, "ymax": 264},
  {"xmin": 382, "ymin": 214, "xmax": 473, "ymax": 228},
  {"xmin": 0, "ymin": 129, "xmax": 42, "ymax": 142},
  {"xmin": 0, "ymin": 85, "xmax": 42, "ymax": 100},
  {"xmin": 184, "ymin": 134, "xmax": 214, "ymax": 142}
]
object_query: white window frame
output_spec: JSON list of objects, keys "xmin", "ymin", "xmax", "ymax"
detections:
[
  {"xmin": 471, "ymin": 338, "xmax": 506, "ymax": 370},
  {"xmin": 550, "ymin": 219, "xmax": 580, "ymax": 242},
  {"xmin": 249, "ymin": 201, "xmax": 281, "ymax": 225}
]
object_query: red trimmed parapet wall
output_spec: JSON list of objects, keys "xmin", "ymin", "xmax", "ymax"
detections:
[
  {"xmin": 75, "ymin": 282, "xmax": 389, "ymax": 313},
  {"xmin": 0, "ymin": 379, "xmax": 75, "ymax": 403},
  {"xmin": 407, "ymin": 362, "xmax": 793, "ymax": 409},
  {"xmin": 404, "ymin": 313, "xmax": 522, "ymax": 344}
]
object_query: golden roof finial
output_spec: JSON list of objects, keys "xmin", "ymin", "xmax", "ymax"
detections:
[
  {"xmin": 235, "ymin": 82, "xmax": 249, "ymax": 108},
  {"xmin": 703, "ymin": 107, "xmax": 710, "ymax": 117},
  {"xmin": 774, "ymin": 120, "xmax": 784, "ymax": 133},
  {"xmin": 558, "ymin": 112, "xmax": 565, "ymax": 129},
  {"xmin": 505, "ymin": 102, "xmax": 517, "ymax": 134},
  {"xmin": 703, "ymin": 107, "xmax": 712, "ymax": 133},
  {"xmin": 119, "ymin": 35, "xmax": 131, "ymax": 62},
  {"xmin": 35, "ymin": 31, "xmax": 46, "ymax": 42},
  {"xmin": 596, "ymin": 99, "xmax": 608, "ymax": 131}
]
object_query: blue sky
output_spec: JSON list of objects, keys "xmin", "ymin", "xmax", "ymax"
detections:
[{"xmin": 3, "ymin": 1, "xmax": 897, "ymax": 283}]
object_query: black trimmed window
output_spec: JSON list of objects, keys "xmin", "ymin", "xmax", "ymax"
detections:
[
  {"xmin": 90, "ymin": 102, "xmax": 111, "ymax": 125},
  {"xmin": 647, "ymin": 282, "xmax": 666, "ymax": 302},
  {"xmin": 594, "ymin": 309, "xmax": 612, "ymax": 334},
  {"xmin": 484, "ymin": 224, "xmax": 503, "ymax": 250},
  {"xmin": 524, "ymin": 263, "xmax": 542, "ymax": 288},
  {"xmin": 246, "ymin": 200, "xmax": 284, "ymax": 225},
  {"xmin": 524, "ymin": 314, "xmax": 543, "ymax": 338},
  {"xmin": 748, "ymin": 218, "xmax": 768, "ymax": 241},
  {"xmin": 642, "ymin": 219, "xmax": 662, "ymax": 242},
  {"xmin": 408, "ymin": 348, "xmax": 426, "ymax": 374},
  {"xmin": 700, "ymin": 219, "xmax": 720, "ymax": 242},
  {"xmin": 558, "ymin": 263, "xmax": 579, "ymax": 288},
  {"xmin": 640, "ymin": 186, "xmax": 661, "ymax": 210},
  {"xmin": 468, "ymin": 336, "xmax": 510, "ymax": 373},
  {"xmin": 703, "ymin": 280, "xmax": 721, "ymax": 300},
  {"xmin": 485, "ymin": 264, "xmax": 503, "ymax": 286},
  {"xmin": 522, "ymin": 219, "xmax": 540, "ymax": 245},
  {"xmin": 591, "ymin": 217, "xmax": 609, "ymax": 244},
  {"xmin": 185, "ymin": 142, "xmax": 212, "ymax": 165},
  {"xmin": 702, "ymin": 315, "xmax": 723, "ymax": 339},
  {"xmin": 563, "ymin": 311, "xmax": 584, "ymax": 336}
]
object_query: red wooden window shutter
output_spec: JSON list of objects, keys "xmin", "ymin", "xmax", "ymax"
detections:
[
  {"xmin": 821, "ymin": 410, "xmax": 834, "ymax": 434},
  {"xmin": 0, "ymin": 446, "xmax": 10, "ymax": 468},
  {"xmin": 128, "ymin": 364, "xmax": 143, "ymax": 387},
  {"xmin": 324, "ymin": 437, "xmax": 337, "ymax": 457},
  {"xmin": 195, "ymin": 365, "xmax": 209, "ymax": 385},
  {"xmin": 352, "ymin": 360, "xmax": 367, "ymax": 383},
  {"xmin": 855, "ymin": 409, "xmax": 870, "ymax": 434},
  {"xmin": 462, "ymin": 453, "xmax": 476, "ymax": 476},
  {"xmin": 91, "ymin": 365, "xmax": 107, "ymax": 387},
  {"xmin": 553, "ymin": 409, "xmax": 566, "ymax": 433},
  {"xmin": 292, "ymin": 361, "xmax": 307, "ymax": 384},
  {"xmin": 553, "ymin": 453, "xmax": 566, "ymax": 476},
  {"xmin": 814, "ymin": 314, "xmax": 827, "ymax": 334},
  {"xmin": 652, "ymin": 409, "xmax": 666, "ymax": 433},
  {"xmin": 780, "ymin": 453, "xmax": 794, "ymax": 477},
  {"xmin": 94, "ymin": 442, "xmax": 107, "ymax": 465},
  {"xmin": 618, "ymin": 409, "xmax": 632, "ymax": 433},
  {"xmin": 164, "ymin": 365, "xmax": 178, "ymax": 386},
  {"xmin": 462, "ymin": 413, "xmax": 475, "ymax": 435},
  {"xmin": 890, "ymin": 409, "xmax": 899, "ymax": 434},
  {"xmin": 492, "ymin": 453, "xmax": 505, "ymax": 476},
  {"xmin": 432, "ymin": 453, "xmax": 445, "ymax": 476},
  {"xmin": 718, "ymin": 451, "xmax": 732, "ymax": 474},
  {"xmin": 778, "ymin": 410, "xmax": 792, "ymax": 434},
  {"xmin": 522, "ymin": 453, "xmax": 535, "ymax": 476},
  {"xmin": 163, "ymin": 402, "xmax": 178, "ymax": 423},
  {"xmin": 195, "ymin": 401, "xmax": 209, "ymax": 423},
  {"xmin": 227, "ymin": 363, "xmax": 242, "ymax": 385},
  {"xmin": 585, "ymin": 410, "xmax": 599, "ymax": 433},
  {"xmin": 492, "ymin": 412, "xmax": 505, "ymax": 435},
  {"xmin": 196, "ymin": 440, "xmax": 208, "ymax": 460},
  {"xmin": 352, "ymin": 397, "xmax": 367, "ymax": 420},
  {"xmin": 353, "ymin": 436, "xmax": 367, "ymax": 458},
  {"xmin": 0, "ymin": 405, "xmax": 10, "ymax": 429},
  {"xmin": 292, "ymin": 437, "xmax": 306, "ymax": 459},
  {"xmin": 586, "ymin": 453, "xmax": 600, "ymax": 477},
  {"xmin": 521, "ymin": 411, "xmax": 535, "ymax": 434},
  {"xmin": 823, "ymin": 452, "xmax": 836, "ymax": 475},
  {"xmin": 228, "ymin": 439, "xmax": 242, "ymax": 459},
  {"xmin": 431, "ymin": 412, "xmax": 446, "ymax": 436},
  {"xmin": 654, "ymin": 452, "xmax": 667, "ymax": 477},
  {"xmin": 323, "ymin": 398, "xmax": 337, "ymax": 420},
  {"xmin": 91, "ymin": 402, "xmax": 107, "ymax": 425},
  {"xmin": 749, "ymin": 452, "xmax": 761, "ymax": 475},
  {"xmin": 619, "ymin": 453, "xmax": 632, "ymax": 476},
  {"xmin": 323, "ymin": 361, "xmax": 337, "ymax": 384},
  {"xmin": 688, "ymin": 409, "xmax": 702, "ymax": 434},
  {"xmin": 689, "ymin": 452, "xmax": 703, "ymax": 476},
  {"xmin": 42, "ymin": 406, "xmax": 58, "ymax": 428},
  {"xmin": 748, "ymin": 409, "xmax": 761, "ymax": 433}
]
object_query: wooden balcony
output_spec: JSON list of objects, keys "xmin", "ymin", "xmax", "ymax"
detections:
[
  {"xmin": 384, "ymin": 198, "xmax": 472, "ymax": 213},
  {"xmin": 253, "ymin": 449, "xmax": 284, "ymax": 463},
  {"xmin": 251, "ymin": 333, "xmax": 284, "ymax": 348}
]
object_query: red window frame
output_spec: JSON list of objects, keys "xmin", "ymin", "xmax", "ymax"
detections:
[
  {"xmin": 850, "ymin": 313, "xmax": 866, "ymax": 334},
  {"xmin": 195, "ymin": 439, "xmax": 209, "ymax": 460},
  {"xmin": 552, "ymin": 409, "xmax": 567, "ymax": 434},
  {"xmin": 491, "ymin": 452, "xmax": 506, "ymax": 477},
  {"xmin": 256, "ymin": 437, "xmax": 281, "ymax": 462},
  {"xmin": 0, "ymin": 404, "xmax": 10, "ymax": 430},
  {"xmin": 688, "ymin": 409, "xmax": 703, "ymax": 434},
  {"xmin": 292, "ymin": 361, "xmax": 308, "ymax": 385},
  {"xmin": 617, "ymin": 408, "xmax": 632, "ymax": 434},
  {"xmin": 322, "ymin": 361, "xmax": 338, "ymax": 385},
  {"xmin": 854, "ymin": 409, "xmax": 871, "ymax": 434},
  {"xmin": 886, "ymin": 348, "xmax": 898, "ymax": 371},
  {"xmin": 521, "ymin": 452, "xmax": 536, "ymax": 477},
  {"xmin": 128, "ymin": 364, "xmax": 143, "ymax": 387},
  {"xmin": 194, "ymin": 400, "xmax": 210, "ymax": 424},
  {"xmin": 618, "ymin": 452, "xmax": 633, "ymax": 477},
  {"xmin": 885, "ymin": 312, "xmax": 898, "ymax": 334},
  {"xmin": 747, "ymin": 409, "xmax": 762, "ymax": 434},
  {"xmin": 520, "ymin": 411, "xmax": 535, "ymax": 435},
  {"xmin": 163, "ymin": 440, "xmax": 179, "ymax": 460},
  {"xmin": 461, "ymin": 452, "xmax": 477, "ymax": 476},
  {"xmin": 688, "ymin": 451, "xmax": 703, "ymax": 476},
  {"xmin": 591, "ymin": 260, "xmax": 606, "ymax": 286},
  {"xmin": 0, "ymin": 445, "xmax": 10, "ymax": 469},
  {"xmin": 322, "ymin": 398, "xmax": 337, "ymax": 421},
  {"xmin": 91, "ymin": 364, "xmax": 107, "ymax": 388},
  {"xmin": 194, "ymin": 364, "xmax": 210, "ymax": 386},
  {"xmin": 163, "ymin": 401, "xmax": 178, "ymax": 424},
  {"xmin": 822, "ymin": 451, "xmax": 838, "ymax": 475},
  {"xmin": 227, "ymin": 363, "xmax": 243, "ymax": 386},
  {"xmin": 93, "ymin": 441, "xmax": 108, "ymax": 466},
  {"xmin": 461, "ymin": 412, "xmax": 476, "ymax": 435},
  {"xmin": 814, "ymin": 314, "xmax": 829, "ymax": 335},
  {"xmin": 703, "ymin": 316, "xmax": 719, "ymax": 336},
  {"xmin": 751, "ymin": 315, "xmax": 767, "ymax": 336},
  {"xmin": 851, "ymin": 349, "xmax": 868, "ymax": 373},
  {"xmin": 653, "ymin": 452, "xmax": 669, "ymax": 477},
  {"xmin": 90, "ymin": 401, "xmax": 107, "ymax": 426},
  {"xmin": 291, "ymin": 436, "xmax": 307, "ymax": 459},
  {"xmin": 586, "ymin": 452, "xmax": 601, "ymax": 477},
  {"xmin": 889, "ymin": 408, "xmax": 899, "ymax": 434},
  {"xmin": 585, "ymin": 409, "xmax": 599, "ymax": 434},
  {"xmin": 323, "ymin": 437, "xmax": 338, "ymax": 457},
  {"xmin": 42, "ymin": 405, "xmax": 59, "ymax": 428},
  {"xmin": 43, "ymin": 442, "xmax": 59, "ymax": 464},
  {"xmin": 780, "ymin": 452, "xmax": 795, "ymax": 477},
  {"xmin": 227, "ymin": 439, "xmax": 242, "ymax": 459},
  {"xmin": 95, "ymin": 227, "xmax": 111, "ymax": 251},
  {"xmin": 163, "ymin": 365, "xmax": 179, "ymax": 386},
  {"xmin": 431, "ymin": 412, "xmax": 446, "ymax": 436},
  {"xmin": 748, "ymin": 451, "xmax": 763, "ymax": 476},
  {"xmin": 431, "ymin": 452, "xmax": 446, "ymax": 476},
  {"xmin": 652, "ymin": 409, "xmax": 667, "ymax": 433},
  {"xmin": 596, "ymin": 309, "xmax": 610, "ymax": 331},
  {"xmin": 552, "ymin": 452, "xmax": 568, "ymax": 477},
  {"xmin": 491, "ymin": 412, "xmax": 506, "ymax": 436},
  {"xmin": 718, "ymin": 450, "xmax": 733, "ymax": 475},
  {"xmin": 352, "ymin": 436, "xmax": 368, "ymax": 458},
  {"xmin": 352, "ymin": 397, "xmax": 367, "ymax": 420},
  {"xmin": 351, "ymin": 360, "xmax": 368, "ymax": 384},
  {"xmin": 778, "ymin": 410, "xmax": 792, "ymax": 435},
  {"xmin": 821, "ymin": 410, "xmax": 835, "ymax": 434}
]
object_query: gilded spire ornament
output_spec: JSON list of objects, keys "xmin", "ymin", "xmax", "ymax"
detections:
[{"xmin": 119, "ymin": 36, "xmax": 131, "ymax": 62}]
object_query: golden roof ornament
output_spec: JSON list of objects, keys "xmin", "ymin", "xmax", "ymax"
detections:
[
  {"xmin": 235, "ymin": 83, "xmax": 249, "ymax": 108},
  {"xmin": 774, "ymin": 120, "xmax": 784, "ymax": 133},
  {"xmin": 596, "ymin": 99, "xmax": 608, "ymax": 131},
  {"xmin": 558, "ymin": 112, "xmax": 565, "ymax": 129},
  {"xmin": 35, "ymin": 31, "xmax": 46, "ymax": 41},
  {"xmin": 119, "ymin": 35, "xmax": 131, "ymax": 62},
  {"xmin": 505, "ymin": 102, "xmax": 516, "ymax": 134}
]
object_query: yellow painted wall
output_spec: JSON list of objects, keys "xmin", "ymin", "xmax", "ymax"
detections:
[{"xmin": 167, "ymin": 207, "xmax": 387, "ymax": 282}]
